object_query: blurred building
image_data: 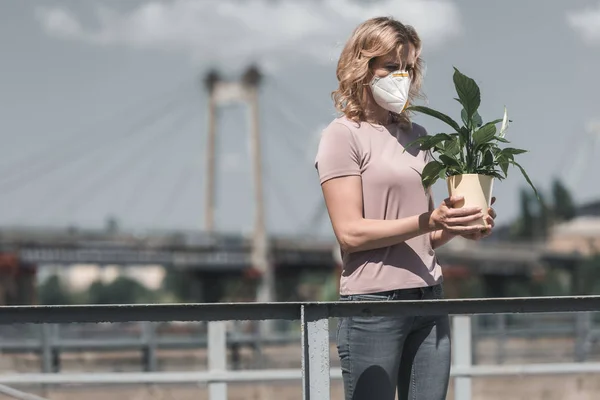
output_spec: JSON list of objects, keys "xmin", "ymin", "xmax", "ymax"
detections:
[
  {"xmin": 547, "ymin": 200, "xmax": 600, "ymax": 256},
  {"xmin": 0, "ymin": 252, "xmax": 36, "ymax": 305}
]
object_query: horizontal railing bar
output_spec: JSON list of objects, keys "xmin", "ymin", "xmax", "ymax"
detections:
[
  {"xmin": 1, "ymin": 296, "xmax": 600, "ymax": 325},
  {"xmin": 0, "ymin": 333, "xmax": 308, "ymax": 352},
  {"xmin": 0, "ymin": 370, "xmax": 306, "ymax": 385},
  {"xmin": 0, "ymin": 303, "xmax": 300, "ymax": 325},
  {"xmin": 451, "ymin": 362, "xmax": 600, "ymax": 376},
  {"xmin": 3, "ymin": 362, "xmax": 600, "ymax": 385}
]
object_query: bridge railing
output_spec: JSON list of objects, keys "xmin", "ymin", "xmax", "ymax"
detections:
[{"xmin": 2, "ymin": 296, "xmax": 600, "ymax": 400}]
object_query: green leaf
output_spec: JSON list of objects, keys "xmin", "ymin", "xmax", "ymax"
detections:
[
  {"xmin": 458, "ymin": 127, "xmax": 470, "ymax": 148},
  {"xmin": 487, "ymin": 171, "xmax": 506, "ymax": 180},
  {"xmin": 472, "ymin": 111, "xmax": 483, "ymax": 128},
  {"xmin": 460, "ymin": 109, "xmax": 482, "ymax": 131},
  {"xmin": 422, "ymin": 160, "xmax": 444, "ymax": 178},
  {"xmin": 406, "ymin": 105, "xmax": 462, "ymax": 132},
  {"xmin": 474, "ymin": 167, "xmax": 505, "ymax": 180},
  {"xmin": 501, "ymin": 147, "xmax": 528, "ymax": 156},
  {"xmin": 439, "ymin": 154, "xmax": 461, "ymax": 168},
  {"xmin": 500, "ymin": 161, "xmax": 509, "ymax": 176},
  {"xmin": 426, "ymin": 134, "xmax": 454, "ymax": 149},
  {"xmin": 494, "ymin": 136, "xmax": 510, "ymax": 143},
  {"xmin": 421, "ymin": 160, "xmax": 444, "ymax": 189},
  {"xmin": 510, "ymin": 160, "xmax": 540, "ymax": 200},
  {"xmin": 461, "ymin": 108, "xmax": 469, "ymax": 128},
  {"xmin": 453, "ymin": 67, "xmax": 481, "ymax": 120},
  {"xmin": 405, "ymin": 133, "xmax": 454, "ymax": 153},
  {"xmin": 403, "ymin": 135, "xmax": 431, "ymax": 152},
  {"xmin": 473, "ymin": 124, "xmax": 497, "ymax": 145},
  {"xmin": 482, "ymin": 150, "xmax": 495, "ymax": 166},
  {"xmin": 484, "ymin": 118, "xmax": 503, "ymax": 126},
  {"xmin": 444, "ymin": 139, "xmax": 460, "ymax": 157},
  {"xmin": 438, "ymin": 167, "xmax": 448, "ymax": 180}
]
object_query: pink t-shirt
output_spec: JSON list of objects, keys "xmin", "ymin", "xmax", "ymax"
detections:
[{"xmin": 315, "ymin": 116, "xmax": 443, "ymax": 295}]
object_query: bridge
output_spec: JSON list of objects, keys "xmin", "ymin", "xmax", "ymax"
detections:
[{"xmin": 0, "ymin": 227, "xmax": 583, "ymax": 273}]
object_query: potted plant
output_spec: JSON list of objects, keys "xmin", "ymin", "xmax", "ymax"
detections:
[{"xmin": 406, "ymin": 67, "xmax": 538, "ymax": 227}]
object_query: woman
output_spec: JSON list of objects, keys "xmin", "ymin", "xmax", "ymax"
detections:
[{"xmin": 314, "ymin": 17, "xmax": 496, "ymax": 399}]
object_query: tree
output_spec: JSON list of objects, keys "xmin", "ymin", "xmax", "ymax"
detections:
[
  {"xmin": 536, "ymin": 191, "xmax": 551, "ymax": 240},
  {"xmin": 162, "ymin": 269, "xmax": 195, "ymax": 302},
  {"xmin": 87, "ymin": 276, "xmax": 156, "ymax": 304},
  {"xmin": 510, "ymin": 179, "xmax": 576, "ymax": 241},
  {"xmin": 552, "ymin": 178, "xmax": 576, "ymax": 222},
  {"xmin": 514, "ymin": 188, "xmax": 535, "ymax": 239},
  {"xmin": 38, "ymin": 275, "xmax": 73, "ymax": 305}
]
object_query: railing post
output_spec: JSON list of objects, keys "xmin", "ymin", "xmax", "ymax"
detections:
[
  {"xmin": 141, "ymin": 321, "xmax": 158, "ymax": 372},
  {"xmin": 453, "ymin": 315, "xmax": 472, "ymax": 400},
  {"xmin": 301, "ymin": 304, "xmax": 330, "ymax": 400},
  {"xmin": 495, "ymin": 314, "xmax": 507, "ymax": 364},
  {"xmin": 574, "ymin": 312, "xmax": 591, "ymax": 362},
  {"xmin": 208, "ymin": 321, "xmax": 227, "ymax": 400},
  {"xmin": 40, "ymin": 324, "xmax": 53, "ymax": 373}
]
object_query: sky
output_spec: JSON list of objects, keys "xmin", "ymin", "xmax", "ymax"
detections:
[{"xmin": 0, "ymin": 0, "xmax": 599, "ymax": 238}]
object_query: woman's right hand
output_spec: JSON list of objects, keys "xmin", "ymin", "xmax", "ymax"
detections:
[{"xmin": 429, "ymin": 196, "xmax": 486, "ymax": 234}]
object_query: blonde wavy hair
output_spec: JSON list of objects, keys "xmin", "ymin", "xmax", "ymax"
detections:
[{"xmin": 332, "ymin": 17, "xmax": 425, "ymax": 126}]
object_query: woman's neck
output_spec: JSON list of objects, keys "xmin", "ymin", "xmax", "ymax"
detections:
[{"xmin": 362, "ymin": 90, "xmax": 392, "ymax": 125}]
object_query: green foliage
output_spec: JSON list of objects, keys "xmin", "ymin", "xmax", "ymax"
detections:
[
  {"xmin": 406, "ymin": 67, "xmax": 538, "ymax": 198},
  {"xmin": 162, "ymin": 268, "xmax": 195, "ymax": 302},
  {"xmin": 87, "ymin": 276, "xmax": 159, "ymax": 304},
  {"xmin": 510, "ymin": 178, "xmax": 575, "ymax": 241},
  {"xmin": 576, "ymin": 255, "xmax": 600, "ymax": 294},
  {"xmin": 552, "ymin": 178, "xmax": 576, "ymax": 221},
  {"xmin": 38, "ymin": 275, "xmax": 73, "ymax": 305},
  {"xmin": 515, "ymin": 188, "xmax": 535, "ymax": 239}
]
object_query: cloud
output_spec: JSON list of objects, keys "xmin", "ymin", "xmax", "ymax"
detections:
[
  {"xmin": 587, "ymin": 119, "xmax": 600, "ymax": 134},
  {"xmin": 567, "ymin": 1, "xmax": 600, "ymax": 45},
  {"xmin": 34, "ymin": 7, "xmax": 83, "ymax": 38},
  {"xmin": 34, "ymin": 0, "xmax": 462, "ymax": 69}
]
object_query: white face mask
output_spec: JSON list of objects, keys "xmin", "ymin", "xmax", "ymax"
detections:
[{"xmin": 369, "ymin": 70, "xmax": 411, "ymax": 114}]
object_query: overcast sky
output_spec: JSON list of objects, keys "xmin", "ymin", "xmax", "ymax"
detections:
[{"xmin": 1, "ymin": 0, "xmax": 599, "ymax": 237}]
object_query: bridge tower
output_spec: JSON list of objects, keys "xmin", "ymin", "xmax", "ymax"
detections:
[{"xmin": 203, "ymin": 66, "xmax": 274, "ymax": 311}]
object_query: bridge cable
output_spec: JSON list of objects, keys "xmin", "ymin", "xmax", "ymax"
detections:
[
  {"xmin": 23, "ymin": 104, "xmax": 196, "ymax": 222},
  {"xmin": 0, "ymin": 78, "xmax": 194, "ymax": 177},
  {"xmin": 61, "ymin": 105, "xmax": 199, "ymax": 217},
  {"xmin": 122, "ymin": 114, "xmax": 201, "ymax": 222},
  {"xmin": 150, "ymin": 165, "xmax": 196, "ymax": 228},
  {"xmin": 0, "ymin": 89, "xmax": 195, "ymax": 196},
  {"xmin": 22, "ymin": 104, "xmax": 196, "ymax": 222},
  {"xmin": 260, "ymin": 82, "xmax": 332, "ymax": 234}
]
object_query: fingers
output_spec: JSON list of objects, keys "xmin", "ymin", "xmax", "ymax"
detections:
[
  {"xmin": 488, "ymin": 207, "xmax": 497, "ymax": 219},
  {"xmin": 446, "ymin": 212, "xmax": 484, "ymax": 226},
  {"xmin": 446, "ymin": 224, "xmax": 488, "ymax": 235},
  {"xmin": 491, "ymin": 196, "xmax": 496, "ymax": 205},
  {"xmin": 444, "ymin": 195, "xmax": 465, "ymax": 207},
  {"xmin": 446, "ymin": 206, "xmax": 482, "ymax": 218}
]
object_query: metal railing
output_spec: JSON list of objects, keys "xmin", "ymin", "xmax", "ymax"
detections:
[
  {"xmin": 2, "ymin": 296, "xmax": 600, "ymax": 400},
  {"xmin": 2, "ymin": 314, "xmax": 598, "ymax": 373}
]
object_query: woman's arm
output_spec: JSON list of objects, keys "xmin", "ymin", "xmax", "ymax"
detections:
[
  {"xmin": 430, "ymin": 229, "xmax": 456, "ymax": 250},
  {"xmin": 428, "ymin": 191, "xmax": 457, "ymax": 250},
  {"xmin": 322, "ymin": 175, "xmax": 482, "ymax": 253}
]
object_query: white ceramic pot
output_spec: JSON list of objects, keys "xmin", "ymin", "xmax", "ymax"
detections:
[{"xmin": 446, "ymin": 174, "xmax": 494, "ymax": 227}]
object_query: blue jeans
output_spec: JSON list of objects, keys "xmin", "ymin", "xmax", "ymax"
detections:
[{"xmin": 336, "ymin": 284, "xmax": 451, "ymax": 400}]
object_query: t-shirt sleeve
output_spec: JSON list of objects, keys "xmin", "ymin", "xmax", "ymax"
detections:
[{"xmin": 314, "ymin": 122, "xmax": 362, "ymax": 185}]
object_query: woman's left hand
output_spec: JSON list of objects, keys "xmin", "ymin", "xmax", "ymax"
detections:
[{"xmin": 462, "ymin": 197, "xmax": 496, "ymax": 241}]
